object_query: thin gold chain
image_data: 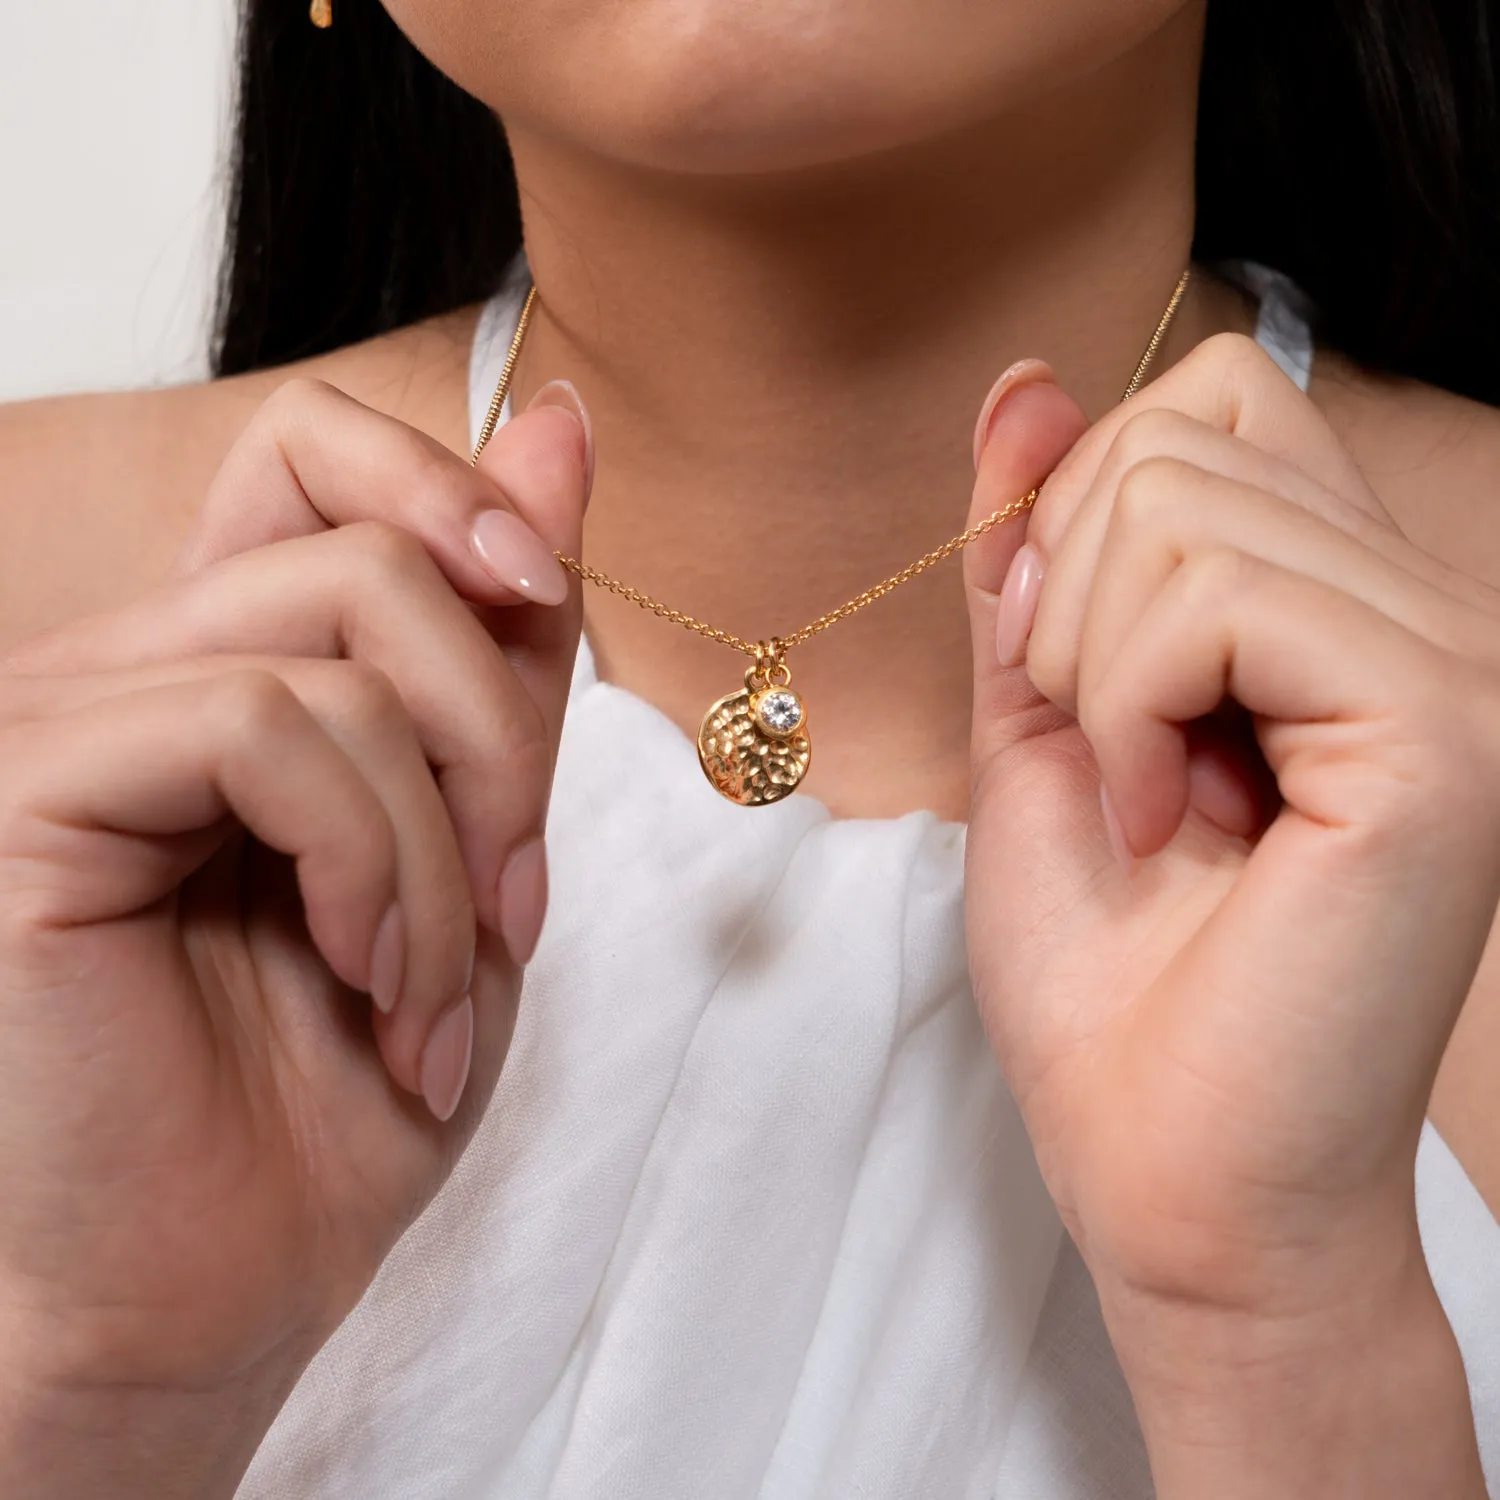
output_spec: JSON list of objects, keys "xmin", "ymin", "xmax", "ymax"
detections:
[
  {"xmin": 472, "ymin": 269, "xmax": 1192, "ymax": 664},
  {"xmin": 1121, "ymin": 268, "xmax": 1192, "ymax": 402}
]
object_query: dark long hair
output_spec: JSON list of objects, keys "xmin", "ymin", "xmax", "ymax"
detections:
[{"xmin": 216, "ymin": 0, "xmax": 1500, "ymax": 406}]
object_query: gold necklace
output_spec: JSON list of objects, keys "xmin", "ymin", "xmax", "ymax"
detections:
[{"xmin": 472, "ymin": 269, "xmax": 1192, "ymax": 807}]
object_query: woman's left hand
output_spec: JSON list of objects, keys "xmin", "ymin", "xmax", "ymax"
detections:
[{"xmin": 961, "ymin": 333, "xmax": 1498, "ymax": 1497}]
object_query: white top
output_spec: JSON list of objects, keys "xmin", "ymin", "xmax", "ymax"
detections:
[{"xmin": 239, "ymin": 266, "xmax": 1500, "ymax": 1500}]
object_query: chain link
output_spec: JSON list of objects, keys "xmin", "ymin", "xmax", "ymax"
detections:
[
  {"xmin": 774, "ymin": 485, "xmax": 1041, "ymax": 653},
  {"xmin": 474, "ymin": 270, "xmax": 1192, "ymax": 664}
]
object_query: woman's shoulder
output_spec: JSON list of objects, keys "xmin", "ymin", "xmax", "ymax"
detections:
[{"xmin": 0, "ymin": 307, "xmax": 481, "ymax": 650}]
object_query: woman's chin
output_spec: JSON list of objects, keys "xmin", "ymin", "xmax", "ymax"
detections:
[
  {"xmin": 507, "ymin": 49, "xmax": 985, "ymax": 178},
  {"xmin": 394, "ymin": 0, "xmax": 1195, "ymax": 178}
]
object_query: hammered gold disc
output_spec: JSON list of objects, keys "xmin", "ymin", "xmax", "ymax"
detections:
[{"xmin": 697, "ymin": 687, "xmax": 812, "ymax": 806}]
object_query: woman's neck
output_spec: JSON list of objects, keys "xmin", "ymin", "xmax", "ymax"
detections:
[{"xmin": 501, "ymin": 5, "xmax": 1251, "ymax": 818}]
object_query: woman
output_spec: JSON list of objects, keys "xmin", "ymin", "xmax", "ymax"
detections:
[{"xmin": 1, "ymin": 0, "xmax": 1498, "ymax": 1494}]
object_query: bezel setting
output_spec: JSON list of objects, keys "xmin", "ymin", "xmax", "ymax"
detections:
[{"xmin": 751, "ymin": 688, "xmax": 805, "ymax": 739}]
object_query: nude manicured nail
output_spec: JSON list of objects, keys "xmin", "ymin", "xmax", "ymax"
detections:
[
  {"xmin": 995, "ymin": 544, "xmax": 1045, "ymax": 667},
  {"xmin": 526, "ymin": 379, "xmax": 595, "ymax": 506},
  {"xmin": 471, "ymin": 509, "xmax": 570, "ymax": 605},
  {"xmin": 973, "ymin": 359, "xmax": 1056, "ymax": 471},
  {"xmin": 499, "ymin": 836, "xmax": 549, "ymax": 967},
  {"xmin": 420, "ymin": 995, "xmax": 474, "ymax": 1123},
  {"xmin": 1100, "ymin": 784, "xmax": 1136, "ymax": 871},
  {"xmin": 370, "ymin": 905, "xmax": 404, "ymax": 1014}
]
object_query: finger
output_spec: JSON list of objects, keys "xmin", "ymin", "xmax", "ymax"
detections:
[
  {"xmin": 1030, "ymin": 460, "xmax": 1484, "ymax": 718},
  {"xmin": 1078, "ymin": 550, "xmax": 1500, "ymax": 1130},
  {"xmin": 180, "ymin": 373, "xmax": 590, "ymax": 758},
  {"xmin": 963, "ymin": 372, "xmax": 1091, "ymax": 765},
  {"xmin": 1077, "ymin": 547, "xmax": 1482, "ymax": 860},
  {"xmin": 268, "ymin": 659, "xmax": 478, "ymax": 1116},
  {"xmin": 1026, "ymin": 407, "xmax": 1387, "ymax": 691},
  {"xmin": 1025, "ymin": 332, "xmax": 1388, "ymax": 566},
  {"xmin": 471, "ymin": 387, "xmax": 592, "ymax": 766},
  {"xmin": 2, "ymin": 654, "xmax": 487, "ymax": 1118},
  {"xmin": 962, "ymin": 374, "xmax": 1106, "ymax": 1024},
  {"xmin": 178, "ymin": 376, "xmax": 589, "ymax": 612},
  {"xmin": 9, "ymin": 527, "xmax": 555, "ymax": 940},
  {"xmin": 0, "ymin": 673, "xmax": 396, "ymax": 999}
]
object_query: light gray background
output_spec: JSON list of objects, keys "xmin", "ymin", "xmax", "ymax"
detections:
[{"xmin": 0, "ymin": 0, "xmax": 238, "ymax": 402}]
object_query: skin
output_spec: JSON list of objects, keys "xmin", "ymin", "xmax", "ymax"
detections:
[
  {"xmin": 1, "ymin": 0, "xmax": 1499, "ymax": 1492},
  {"xmin": 965, "ymin": 356, "xmax": 1497, "ymax": 1495}
]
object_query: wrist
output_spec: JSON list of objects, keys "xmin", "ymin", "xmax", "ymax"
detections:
[
  {"xmin": 0, "ymin": 1305, "xmax": 310, "ymax": 1500},
  {"xmin": 0, "ymin": 1375, "xmax": 286, "ymax": 1500},
  {"xmin": 1097, "ymin": 1237, "xmax": 1486, "ymax": 1499}
]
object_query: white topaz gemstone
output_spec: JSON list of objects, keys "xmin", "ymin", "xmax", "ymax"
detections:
[{"xmin": 755, "ymin": 689, "xmax": 804, "ymax": 736}]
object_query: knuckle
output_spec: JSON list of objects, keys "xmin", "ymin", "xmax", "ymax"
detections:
[
  {"xmin": 1113, "ymin": 453, "xmax": 1197, "ymax": 530},
  {"xmin": 1176, "ymin": 544, "xmax": 1250, "ymax": 611},
  {"xmin": 483, "ymin": 661, "xmax": 547, "ymax": 745},
  {"xmin": 457, "ymin": 696, "xmax": 554, "ymax": 839},
  {"xmin": 213, "ymin": 668, "xmax": 304, "ymax": 741},
  {"xmin": 1112, "ymin": 406, "xmax": 1190, "ymax": 467},
  {"xmin": 405, "ymin": 440, "xmax": 471, "ymax": 513},
  {"xmin": 343, "ymin": 519, "xmax": 433, "ymax": 588},
  {"xmin": 503, "ymin": 726, "xmax": 554, "ymax": 815},
  {"xmin": 328, "ymin": 660, "xmax": 407, "ymax": 737},
  {"xmin": 260, "ymin": 375, "xmax": 339, "ymax": 426},
  {"xmin": 1189, "ymin": 329, "xmax": 1271, "ymax": 380},
  {"xmin": 241, "ymin": 377, "xmax": 339, "ymax": 455},
  {"xmin": 462, "ymin": 662, "xmax": 552, "ymax": 796},
  {"xmin": 0, "ymin": 878, "xmax": 76, "ymax": 968}
]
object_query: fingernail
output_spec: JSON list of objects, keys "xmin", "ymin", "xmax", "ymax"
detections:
[
  {"xmin": 420, "ymin": 995, "xmax": 474, "ymax": 1123},
  {"xmin": 973, "ymin": 359, "xmax": 1055, "ymax": 471},
  {"xmin": 471, "ymin": 509, "xmax": 570, "ymax": 605},
  {"xmin": 370, "ymin": 905, "xmax": 404, "ymax": 1014},
  {"xmin": 1099, "ymin": 784, "xmax": 1136, "ymax": 870},
  {"xmin": 995, "ymin": 543, "xmax": 1045, "ymax": 667},
  {"xmin": 527, "ymin": 379, "xmax": 595, "ymax": 509},
  {"xmin": 499, "ymin": 836, "xmax": 548, "ymax": 967}
]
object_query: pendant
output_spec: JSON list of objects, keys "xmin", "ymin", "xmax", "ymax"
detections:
[{"xmin": 697, "ymin": 646, "xmax": 811, "ymax": 806}]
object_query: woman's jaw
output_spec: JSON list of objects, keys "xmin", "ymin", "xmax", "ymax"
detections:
[{"xmin": 390, "ymin": 0, "xmax": 1200, "ymax": 178}]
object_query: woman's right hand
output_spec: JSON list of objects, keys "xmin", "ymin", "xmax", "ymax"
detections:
[{"xmin": 0, "ymin": 378, "xmax": 590, "ymax": 1497}]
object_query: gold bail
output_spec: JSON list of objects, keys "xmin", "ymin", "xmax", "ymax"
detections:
[
  {"xmin": 310, "ymin": 0, "xmax": 333, "ymax": 28},
  {"xmin": 751, "ymin": 638, "xmax": 789, "ymax": 689}
]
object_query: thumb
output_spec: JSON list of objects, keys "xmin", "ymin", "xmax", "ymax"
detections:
[
  {"xmin": 473, "ymin": 380, "xmax": 593, "ymax": 563},
  {"xmin": 962, "ymin": 367, "xmax": 1089, "ymax": 765},
  {"xmin": 473, "ymin": 381, "xmax": 592, "ymax": 753},
  {"xmin": 962, "ymin": 368, "xmax": 1116, "ymax": 1026}
]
